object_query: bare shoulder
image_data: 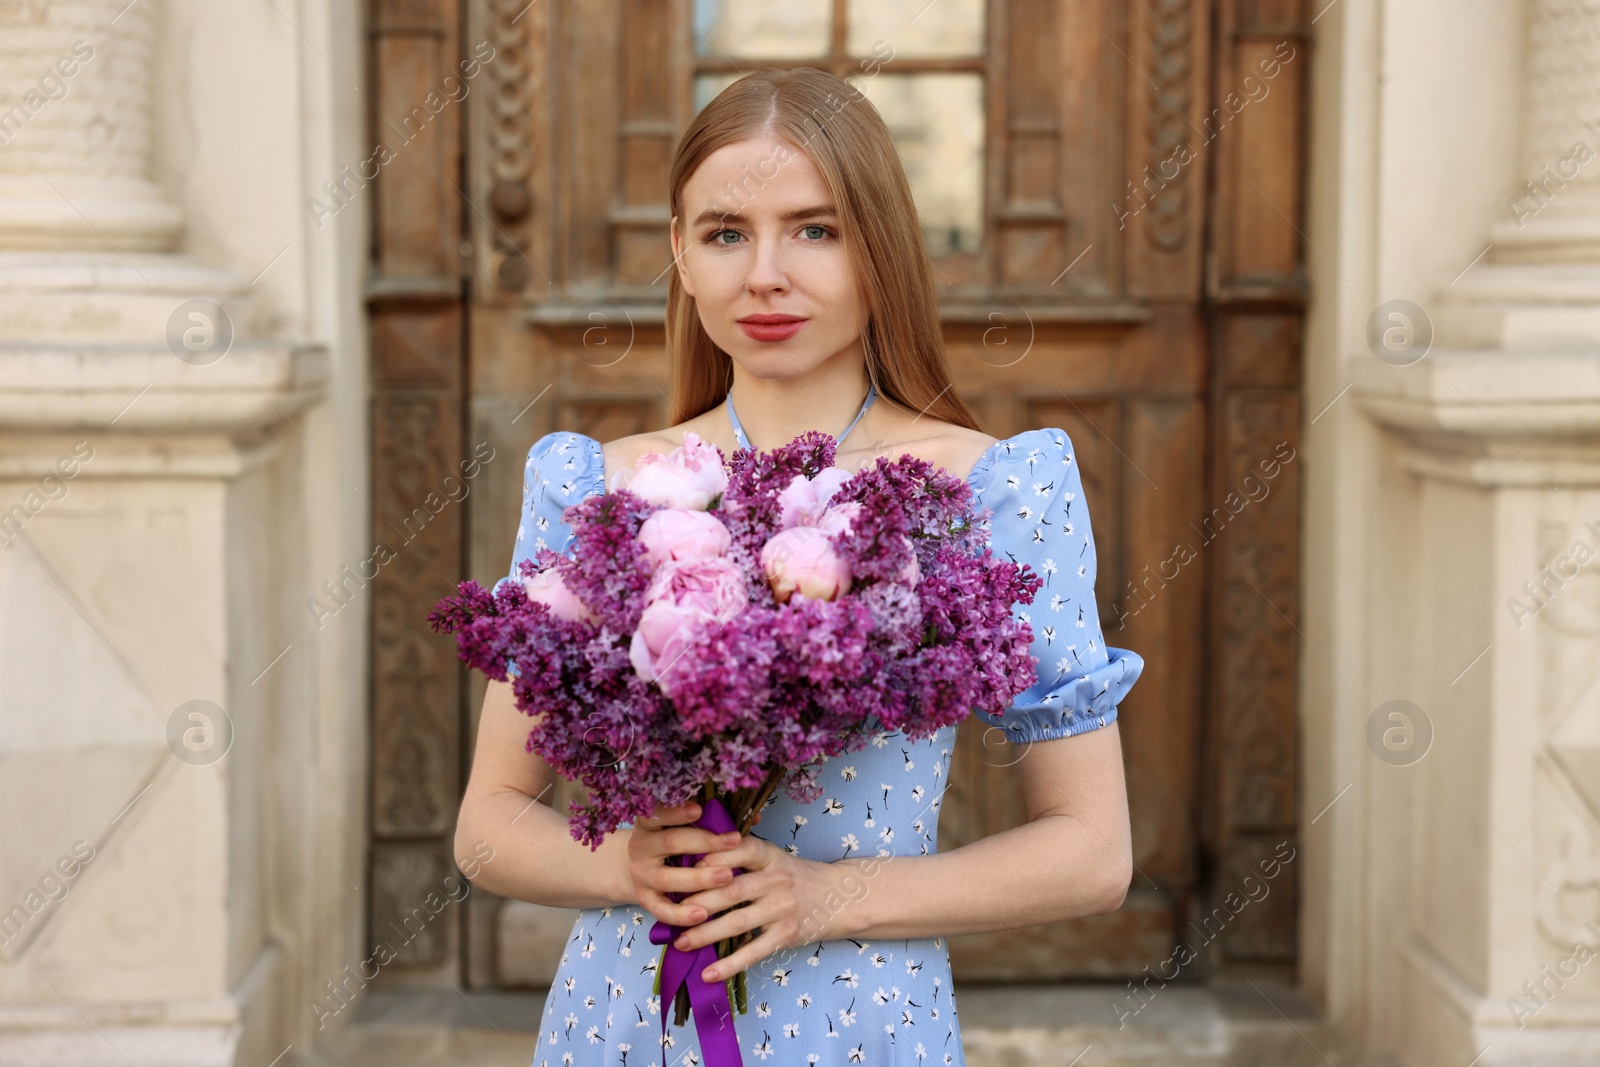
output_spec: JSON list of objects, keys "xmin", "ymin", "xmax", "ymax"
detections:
[
  {"xmin": 598, "ymin": 405, "xmax": 731, "ymax": 486},
  {"xmin": 936, "ymin": 423, "xmax": 1003, "ymax": 483},
  {"xmin": 597, "ymin": 403, "xmax": 1000, "ymax": 485},
  {"xmin": 597, "ymin": 429, "xmax": 683, "ymax": 488},
  {"xmin": 841, "ymin": 410, "xmax": 999, "ymax": 484}
]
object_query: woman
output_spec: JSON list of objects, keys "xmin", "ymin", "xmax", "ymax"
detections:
[{"xmin": 456, "ymin": 67, "xmax": 1145, "ymax": 1065}]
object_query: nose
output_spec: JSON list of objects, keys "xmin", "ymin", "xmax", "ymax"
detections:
[{"xmin": 744, "ymin": 233, "xmax": 789, "ymax": 293}]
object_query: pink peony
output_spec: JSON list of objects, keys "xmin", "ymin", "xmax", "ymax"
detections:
[
  {"xmin": 522, "ymin": 568, "xmax": 598, "ymax": 624},
  {"xmin": 776, "ymin": 466, "xmax": 854, "ymax": 528},
  {"xmin": 814, "ymin": 501, "xmax": 860, "ymax": 537},
  {"xmin": 609, "ymin": 431, "xmax": 728, "ymax": 510},
  {"xmin": 811, "ymin": 503, "xmax": 919, "ymax": 585},
  {"xmin": 629, "ymin": 556, "xmax": 747, "ymax": 686},
  {"xmin": 760, "ymin": 524, "xmax": 853, "ymax": 604},
  {"xmin": 637, "ymin": 508, "xmax": 732, "ymax": 569}
]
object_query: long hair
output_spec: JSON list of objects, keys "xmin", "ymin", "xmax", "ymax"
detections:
[{"xmin": 665, "ymin": 66, "xmax": 982, "ymax": 433}]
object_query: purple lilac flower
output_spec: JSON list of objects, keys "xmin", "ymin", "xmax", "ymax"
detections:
[{"xmin": 428, "ymin": 431, "xmax": 1042, "ymax": 850}]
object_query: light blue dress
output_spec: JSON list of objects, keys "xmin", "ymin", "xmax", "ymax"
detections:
[{"xmin": 498, "ymin": 427, "xmax": 1145, "ymax": 1066}]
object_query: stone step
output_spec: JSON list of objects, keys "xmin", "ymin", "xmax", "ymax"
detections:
[{"xmin": 310, "ymin": 978, "xmax": 1337, "ymax": 1067}]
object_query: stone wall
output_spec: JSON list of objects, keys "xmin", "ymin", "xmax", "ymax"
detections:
[
  {"xmin": 1305, "ymin": 1, "xmax": 1600, "ymax": 1063},
  {"xmin": 0, "ymin": 2, "xmax": 368, "ymax": 1064}
]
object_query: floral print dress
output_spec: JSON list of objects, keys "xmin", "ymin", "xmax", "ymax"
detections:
[{"xmin": 498, "ymin": 427, "xmax": 1145, "ymax": 1067}]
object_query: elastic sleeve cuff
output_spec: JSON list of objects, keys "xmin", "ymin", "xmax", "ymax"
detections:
[{"xmin": 981, "ymin": 645, "xmax": 1144, "ymax": 743}]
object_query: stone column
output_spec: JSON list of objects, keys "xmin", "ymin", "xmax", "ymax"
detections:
[
  {"xmin": 0, "ymin": 2, "xmax": 330, "ymax": 1065},
  {"xmin": 0, "ymin": 0, "xmax": 249, "ymax": 343},
  {"xmin": 0, "ymin": 0, "xmax": 180, "ymax": 250},
  {"xmin": 1497, "ymin": 0, "xmax": 1600, "ymax": 263},
  {"xmin": 1440, "ymin": 0, "xmax": 1600, "ymax": 346},
  {"xmin": 1352, "ymin": 2, "xmax": 1600, "ymax": 1064}
]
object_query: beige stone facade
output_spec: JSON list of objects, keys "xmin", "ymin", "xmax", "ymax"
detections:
[{"xmin": 0, "ymin": 2, "xmax": 364, "ymax": 1064}]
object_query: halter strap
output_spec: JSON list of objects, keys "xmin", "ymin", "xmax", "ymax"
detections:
[{"xmin": 725, "ymin": 382, "xmax": 877, "ymax": 451}]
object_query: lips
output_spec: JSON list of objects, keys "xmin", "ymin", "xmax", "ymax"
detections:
[{"xmin": 737, "ymin": 314, "xmax": 808, "ymax": 343}]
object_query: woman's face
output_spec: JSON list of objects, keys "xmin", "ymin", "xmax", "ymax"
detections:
[{"xmin": 671, "ymin": 137, "xmax": 868, "ymax": 381}]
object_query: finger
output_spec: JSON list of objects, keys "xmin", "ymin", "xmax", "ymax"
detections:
[
  {"xmin": 637, "ymin": 800, "xmax": 702, "ymax": 831},
  {"xmin": 632, "ymin": 821, "xmax": 719, "ymax": 859},
  {"xmin": 677, "ymin": 825, "xmax": 743, "ymax": 853},
  {"xmin": 645, "ymin": 861, "xmax": 736, "ymax": 896},
  {"xmin": 699, "ymin": 919, "xmax": 788, "ymax": 984},
  {"xmin": 669, "ymin": 896, "xmax": 767, "ymax": 954},
  {"xmin": 651, "ymin": 825, "xmax": 740, "ymax": 861},
  {"xmin": 694, "ymin": 838, "xmax": 770, "ymax": 870},
  {"xmin": 636, "ymin": 885, "xmax": 713, "ymax": 928},
  {"xmin": 675, "ymin": 866, "xmax": 762, "ymax": 923},
  {"xmin": 669, "ymin": 800, "xmax": 704, "ymax": 822}
]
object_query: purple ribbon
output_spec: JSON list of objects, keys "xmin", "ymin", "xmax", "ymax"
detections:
[{"xmin": 648, "ymin": 795, "xmax": 746, "ymax": 1066}]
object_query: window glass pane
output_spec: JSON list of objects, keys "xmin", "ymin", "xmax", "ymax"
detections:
[
  {"xmin": 693, "ymin": 0, "xmax": 830, "ymax": 58},
  {"xmin": 848, "ymin": 73, "xmax": 983, "ymax": 255},
  {"xmin": 846, "ymin": 0, "xmax": 984, "ymax": 58},
  {"xmin": 693, "ymin": 73, "xmax": 742, "ymax": 114}
]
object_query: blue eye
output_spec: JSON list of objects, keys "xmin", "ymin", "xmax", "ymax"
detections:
[{"xmin": 702, "ymin": 224, "xmax": 835, "ymax": 246}]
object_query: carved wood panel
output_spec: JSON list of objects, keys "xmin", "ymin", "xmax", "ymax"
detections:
[
  {"xmin": 1202, "ymin": 0, "xmax": 1308, "ymax": 965},
  {"xmin": 996, "ymin": 0, "xmax": 1067, "ymax": 286},
  {"xmin": 370, "ymin": 840, "xmax": 459, "ymax": 968},
  {"xmin": 1125, "ymin": 0, "xmax": 1208, "ymax": 299},
  {"xmin": 367, "ymin": 0, "xmax": 467, "ymax": 980},
  {"xmin": 613, "ymin": 0, "xmax": 681, "ymax": 287},
  {"xmin": 481, "ymin": 0, "xmax": 538, "ymax": 295},
  {"xmin": 372, "ymin": 389, "xmax": 462, "ymax": 840}
]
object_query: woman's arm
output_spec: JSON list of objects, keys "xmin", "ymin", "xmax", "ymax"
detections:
[
  {"xmin": 454, "ymin": 677, "xmax": 636, "ymax": 908},
  {"xmin": 672, "ymin": 721, "xmax": 1134, "ymax": 982},
  {"xmin": 832, "ymin": 722, "xmax": 1134, "ymax": 941}
]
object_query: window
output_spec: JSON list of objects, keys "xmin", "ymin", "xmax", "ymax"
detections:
[{"xmin": 692, "ymin": 0, "xmax": 986, "ymax": 258}]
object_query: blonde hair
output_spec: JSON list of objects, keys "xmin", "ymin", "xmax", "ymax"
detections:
[{"xmin": 666, "ymin": 66, "xmax": 982, "ymax": 434}]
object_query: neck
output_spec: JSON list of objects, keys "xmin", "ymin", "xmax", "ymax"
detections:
[{"xmin": 727, "ymin": 359, "xmax": 875, "ymax": 452}]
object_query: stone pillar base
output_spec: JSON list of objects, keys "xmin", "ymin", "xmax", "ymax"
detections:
[
  {"xmin": 0, "ymin": 177, "xmax": 183, "ymax": 254},
  {"xmin": 1435, "ymin": 264, "xmax": 1600, "ymax": 350},
  {"xmin": 1355, "ymin": 348, "xmax": 1600, "ymax": 1067},
  {"xmin": 0, "ymin": 251, "xmax": 251, "ymax": 345}
]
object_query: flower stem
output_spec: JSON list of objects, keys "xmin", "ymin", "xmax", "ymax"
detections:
[
  {"xmin": 737, "ymin": 767, "xmax": 787, "ymax": 835},
  {"xmin": 673, "ymin": 980, "xmax": 690, "ymax": 1026}
]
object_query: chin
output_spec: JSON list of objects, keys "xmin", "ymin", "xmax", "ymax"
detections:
[{"xmin": 726, "ymin": 349, "xmax": 828, "ymax": 379}]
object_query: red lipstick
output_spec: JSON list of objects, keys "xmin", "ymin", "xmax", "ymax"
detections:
[{"xmin": 737, "ymin": 313, "xmax": 807, "ymax": 343}]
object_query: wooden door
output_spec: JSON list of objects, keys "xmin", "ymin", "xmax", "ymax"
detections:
[{"xmin": 364, "ymin": 0, "xmax": 1308, "ymax": 987}]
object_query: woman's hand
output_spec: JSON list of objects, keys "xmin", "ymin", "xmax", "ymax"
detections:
[
  {"xmin": 668, "ymin": 832, "xmax": 858, "ymax": 984},
  {"xmin": 627, "ymin": 800, "xmax": 757, "ymax": 928}
]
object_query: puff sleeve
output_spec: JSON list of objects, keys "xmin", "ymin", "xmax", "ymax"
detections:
[
  {"xmin": 966, "ymin": 428, "xmax": 1144, "ymax": 743},
  {"xmin": 498, "ymin": 431, "xmax": 606, "ymax": 679}
]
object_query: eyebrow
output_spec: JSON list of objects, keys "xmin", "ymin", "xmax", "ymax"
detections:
[{"xmin": 690, "ymin": 204, "xmax": 839, "ymax": 228}]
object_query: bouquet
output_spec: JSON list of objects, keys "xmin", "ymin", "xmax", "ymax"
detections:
[{"xmin": 429, "ymin": 428, "xmax": 1043, "ymax": 1053}]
